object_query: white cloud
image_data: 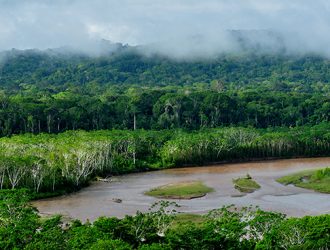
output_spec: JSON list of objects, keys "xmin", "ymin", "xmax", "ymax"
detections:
[{"xmin": 0, "ymin": 0, "xmax": 330, "ymax": 57}]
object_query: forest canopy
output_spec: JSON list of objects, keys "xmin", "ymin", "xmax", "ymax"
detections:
[{"xmin": 0, "ymin": 49, "xmax": 329, "ymax": 136}]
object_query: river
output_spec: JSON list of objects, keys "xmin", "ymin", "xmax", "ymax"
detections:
[{"xmin": 33, "ymin": 157, "xmax": 330, "ymax": 221}]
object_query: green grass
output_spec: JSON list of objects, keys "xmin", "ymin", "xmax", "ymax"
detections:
[
  {"xmin": 233, "ymin": 174, "xmax": 261, "ymax": 193},
  {"xmin": 171, "ymin": 214, "xmax": 206, "ymax": 229},
  {"xmin": 277, "ymin": 167, "xmax": 330, "ymax": 193},
  {"xmin": 145, "ymin": 181, "xmax": 214, "ymax": 199},
  {"xmin": 173, "ymin": 213, "xmax": 206, "ymax": 226}
]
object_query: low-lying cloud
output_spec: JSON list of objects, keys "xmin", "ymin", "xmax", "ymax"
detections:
[{"xmin": 1, "ymin": 0, "xmax": 330, "ymax": 58}]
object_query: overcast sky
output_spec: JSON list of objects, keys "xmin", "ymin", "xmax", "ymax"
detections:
[{"xmin": 1, "ymin": 0, "xmax": 330, "ymax": 57}]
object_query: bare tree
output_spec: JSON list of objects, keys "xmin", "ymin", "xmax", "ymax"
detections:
[
  {"xmin": 6, "ymin": 159, "xmax": 26, "ymax": 189},
  {"xmin": 0, "ymin": 161, "xmax": 6, "ymax": 189}
]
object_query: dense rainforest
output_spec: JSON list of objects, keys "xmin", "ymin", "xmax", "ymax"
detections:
[
  {"xmin": 0, "ymin": 48, "xmax": 329, "ymax": 135},
  {"xmin": 1, "ymin": 47, "xmax": 330, "ymax": 249},
  {"xmin": 0, "ymin": 47, "xmax": 330, "ymax": 192}
]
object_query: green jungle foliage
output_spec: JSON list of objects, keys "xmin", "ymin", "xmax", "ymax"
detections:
[
  {"xmin": 0, "ymin": 124, "xmax": 329, "ymax": 194},
  {"xmin": 0, "ymin": 190, "xmax": 329, "ymax": 250},
  {"xmin": 0, "ymin": 50, "xmax": 329, "ymax": 135},
  {"xmin": 1, "ymin": 48, "xmax": 330, "ymax": 249}
]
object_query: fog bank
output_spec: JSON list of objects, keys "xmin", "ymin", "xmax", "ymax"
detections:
[{"xmin": 1, "ymin": 0, "xmax": 330, "ymax": 58}]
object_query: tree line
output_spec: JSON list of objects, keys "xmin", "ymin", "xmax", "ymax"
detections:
[
  {"xmin": 0, "ymin": 87, "xmax": 329, "ymax": 136},
  {"xmin": 0, "ymin": 124, "xmax": 329, "ymax": 193}
]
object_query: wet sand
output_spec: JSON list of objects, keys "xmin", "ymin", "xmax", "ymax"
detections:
[{"xmin": 33, "ymin": 158, "xmax": 330, "ymax": 221}]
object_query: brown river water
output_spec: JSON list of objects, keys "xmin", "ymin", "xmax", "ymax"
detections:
[{"xmin": 33, "ymin": 158, "xmax": 330, "ymax": 221}]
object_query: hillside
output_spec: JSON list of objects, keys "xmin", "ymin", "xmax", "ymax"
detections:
[
  {"xmin": 1, "ymin": 46, "xmax": 330, "ymax": 91},
  {"xmin": 0, "ymin": 48, "xmax": 329, "ymax": 135}
]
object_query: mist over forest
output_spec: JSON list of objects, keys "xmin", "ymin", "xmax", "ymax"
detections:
[{"xmin": 1, "ymin": 0, "xmax": 330, "ymax": 58}]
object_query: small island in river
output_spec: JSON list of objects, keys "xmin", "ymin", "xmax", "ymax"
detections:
[{"xmin": 145, "ymin": 181, "xmax": 214, "ymax": 199}]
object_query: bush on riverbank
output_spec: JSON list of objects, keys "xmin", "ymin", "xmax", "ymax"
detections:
[
  {"xmin": 0, "ymin": 123, "xmax": 330, "ymax": 194},
  {"xmin": 1, "ymin": 190, "xmax": 329, "ymax": 249}
]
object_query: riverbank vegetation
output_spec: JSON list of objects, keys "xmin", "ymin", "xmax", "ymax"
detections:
[
  {"xmin": 277, "ymin": 167, "xmax": 330, "ymax": 193},
  {"xmin": 1, "ymin": 45, "xmax": 330, "ymax": 249},
  {"xmin": 145, "ymin": 181, "xmax": 214, "ymax": 199},
  {"xmin": 233, "ymin": 174, "xmax": 261, "ymax": 193},
  {"xmin": 1, "ymin": 190, "xmax": 329, "ymax": 249},
  {"xmin": 0, "ymin": 124, "xmax": 330, "ymax": 195}
]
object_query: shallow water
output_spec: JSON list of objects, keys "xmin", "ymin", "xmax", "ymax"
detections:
[{"xmin": 33, "ymin": 158, "xmax": 330, "ymax": 221}]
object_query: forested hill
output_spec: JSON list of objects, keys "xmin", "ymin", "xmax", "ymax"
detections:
[
  {"xmin": 1, "ymin": 47, "xmax": 330, "ymax": 91},
  {"xmin": 0, "ymin": 47, "xmax": 330, "ymax": 136}
]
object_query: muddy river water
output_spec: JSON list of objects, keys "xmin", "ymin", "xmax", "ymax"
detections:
[{"xmin": 33, "ymin": 158, "xmax": 330, "ymax": 221}]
